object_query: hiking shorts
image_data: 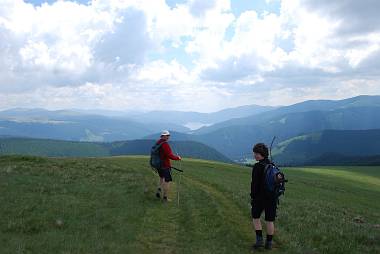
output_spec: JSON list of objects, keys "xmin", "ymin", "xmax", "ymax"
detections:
[
  {"xmin": 251, "ymin": 197, "xmax": 277, "ymax": 222},
  {"xmin": 158, "ymin": 167, "xmax": 172, "ymax": 182}
]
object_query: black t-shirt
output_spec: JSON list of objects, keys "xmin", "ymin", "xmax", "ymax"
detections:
[{"xmin": 250, "ymin": 158, "xmax": 271, "ymax": 200}]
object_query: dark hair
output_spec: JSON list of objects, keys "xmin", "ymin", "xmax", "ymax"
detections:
[{"xmin": 253, "ymin": 143, "xmax": 269, "ymax": 158}]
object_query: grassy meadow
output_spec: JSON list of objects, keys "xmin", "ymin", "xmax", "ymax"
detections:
[{"xmin": 0, "ymin": 155, "xmax": 379, "ymax": 253}]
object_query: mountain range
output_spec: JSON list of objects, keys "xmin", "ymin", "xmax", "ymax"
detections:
[
  {"xmin": 272, "ymin": 129, "xmax": 380, "ymax": 165},
  {"xmin": 1, "ymin": 95, "xmax": 380, "ymax": 164},
  {"xmin": 0, "ymin": 137, "xmax": 232, "ymax": 163}
]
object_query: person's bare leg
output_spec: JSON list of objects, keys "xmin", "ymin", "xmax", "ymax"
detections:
[
  {"xmin": 156, "ymin": 177, "xmax": 164, "ymax": 198},
  {"xmin": 163, "ymin": 181, "xmax": 171, "ymax": 200},
  {"xmin": 253, "ymin": 218, "xmax": 262, "ymax": 230},
  {"xmin": 266, "ymin": 221, "xmax": 274, "ymax": 235},
  {"xmin": 265, "ymin": 221, "xmax": 275, "ymax": 249}
]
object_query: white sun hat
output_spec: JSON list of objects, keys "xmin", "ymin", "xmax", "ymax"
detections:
[{"xmin": 161, "ymin": 130, "xmax": 170, "ymax": 136}]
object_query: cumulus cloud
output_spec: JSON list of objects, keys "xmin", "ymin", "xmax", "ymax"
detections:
[
  {"xmin": 189, "ymin": 0, "xmax": 217, "ymax": 17},
  {"xmin": 94, "ymin": 8, "xmax": 153, "ymax": 65},
  {"xmin": 0, "ymin": 0, "xmax": 379, "ymax": 112},
  {"xmin": 301, "ymin": 0, "xmax": 380, "ymax": 35},
  {"xmin": 198, "ymin": 0, "xmax": 380, "ymax": 98},
  {"xmin": 0, "ymin": 0, "xmax": 108, "ymax": 90}
]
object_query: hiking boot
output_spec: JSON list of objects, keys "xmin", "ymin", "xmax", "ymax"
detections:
[
  {"xmin": 252, "ymin": 237, "xmax": 264, "ymax": 249},
  {"xmin": 265, "ymin": 240, "xmax": 272, "ymax": 250},
  {"xmin": 156, "ymin": 188, "xmax": 161, "ymax": 199}
]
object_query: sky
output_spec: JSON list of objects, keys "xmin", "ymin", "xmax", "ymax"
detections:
[{"xmin": 0, "ymin": 0, "xmax": 379, "ymax": 112}]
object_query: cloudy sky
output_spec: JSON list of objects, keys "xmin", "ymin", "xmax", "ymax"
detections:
[{"xmin": 0, "ymin": 0, "xmax": 379, "ymax": 112}]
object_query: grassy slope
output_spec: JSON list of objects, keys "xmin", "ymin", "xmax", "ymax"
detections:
[
  {"xmin": 0, "ymin": 156, "xmax": 379, "ymax": 254},
  {"xmin": 0, "ymin": 138, "xmax": 110, "ymax": 157},
  {"xmin": 272, "ymin": 129, "xmax": 380, "ymax": 165}
]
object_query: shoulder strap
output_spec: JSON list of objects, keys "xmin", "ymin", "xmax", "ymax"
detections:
[
  {"xmin": 258, "ymin": 160, "xmax": 271, "ymax": 167},
  {"xmin": 264, "ymin": 164, "xmax": 272, "ymax": 174},
  {"xmin": 155, "ymin": 141, "xmax": 167, "ymax": 149}
]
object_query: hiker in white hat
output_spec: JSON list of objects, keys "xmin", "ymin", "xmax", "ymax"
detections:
[{"xmin": 152, "ymin": 130, "xmax": 181, "ymax": 202}]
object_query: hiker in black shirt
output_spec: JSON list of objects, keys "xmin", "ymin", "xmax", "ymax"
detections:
[{"xmin": 251, "ymin": 143, "xmax": 277, "ymax": 250}]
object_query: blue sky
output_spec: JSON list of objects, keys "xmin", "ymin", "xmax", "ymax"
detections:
[
  {"xmin": 1, "ymin": 0, "xmax": 379, "ymax": 112},
  {"xmin": 26, "ymin": 0, "xmax": 280, "ymax": 15},
  {"xmin": 25, "ymin": 0, "xmax": 89, "ymax": 5}
]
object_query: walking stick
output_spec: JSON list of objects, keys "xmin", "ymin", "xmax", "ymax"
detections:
[
  {"xmin": 172, "ymin": 150, "xmax": 183, "ymax": 206},
  {"xmin": 177, "ymin": 158, "xmax": 182, "ymax": 206}
]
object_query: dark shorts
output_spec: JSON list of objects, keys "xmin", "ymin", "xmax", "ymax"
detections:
[
  {"xmin": 158, "ymin": 168, "xmax": 172, "ymax": 182},
  {"xmin": 251, "ymin": 197, "xmax": 277, "ymax": 222}
]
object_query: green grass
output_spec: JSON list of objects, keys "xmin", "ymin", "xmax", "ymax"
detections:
[{"xmin": 0, "ymin": 155, "xmax": 379, "ymax": 253}]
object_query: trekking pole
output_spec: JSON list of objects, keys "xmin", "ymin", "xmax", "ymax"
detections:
[
  {"xmin": 177, "ymin": 157, "xmax": 182, "ymax": 206},
  {"xmin": 171, "ymin": 166, "xmax": 183, "ymax": 172},
  {"xmin": 270, "ymin": 136, "xmax": 276, "ymax": 162},
  {"xmin": 173, "ymin": 149, "xmax": 183, "ymax": 206}
]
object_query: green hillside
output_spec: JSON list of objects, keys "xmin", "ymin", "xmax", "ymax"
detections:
[
  {"xmin": 0, "ymin": 137, "xmax": 110, "ymax": 157},
  {"xmin": 273, "ymin": 129, "xmax": 380, "ymax": 165},
  {"xmin": 196, "ymin": 95, "xmax": 380, "ymax": 134},
  {"xmin": 194, "ymin": 106, "xmax": 380, "ymax": 160},
  {"xmin": 0, "ymin": 137, "xmax": 232, "ymax": 163},
  {"xmin": 3, "ymin": 96, "xmax": 380, "ymax": 162},
  {"xmin": 107, "ymin": 139, "xmax": 232, "ymax": 162},
  {"xmin": 0, "ymin": 156, "xmax": 379, "ymax": 253}
]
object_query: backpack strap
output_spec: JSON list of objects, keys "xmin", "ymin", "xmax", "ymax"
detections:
[
  {"xmin": 155, "ymin": 141, "xmax": 167, "ymax": 150},
  {"xmin": 264, "ymin": 164, "xmax": 272, "ymax": 174},
  {"xmin": 259, "ymin": 160, "xmax": 273, "ymax": 174}
]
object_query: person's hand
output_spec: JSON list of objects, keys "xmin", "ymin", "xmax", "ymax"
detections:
[{"xmin": 178, "ymin": 156, "xmax": 182, "ymax": 160}]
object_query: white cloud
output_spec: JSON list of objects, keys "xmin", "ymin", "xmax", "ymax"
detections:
[
  {"xmin": 0, "ymin": 0, "xmax": 379, "ymax": 112},
  {"xmin": 131, "ymin": 59, "xmax": 194, "ymax": 84},
  {"xmin": 199, "ymin": 0, "xmax": 380, "ymax": 97},
  {"xmin": 0, "ymin": 0, "xmax": 110, "ymax": 89},
  {"xmin": 185, "ymin": 1, "xmax": 234, "ymax": 61},
  {"xmin": 200, "ymin": 10, "xmax": 286, "ymax": 82}
]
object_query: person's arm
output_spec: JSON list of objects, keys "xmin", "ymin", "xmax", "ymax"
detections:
[{"xmin": 162, "ymin": 142, "xmax": 181, "ymax": 160}]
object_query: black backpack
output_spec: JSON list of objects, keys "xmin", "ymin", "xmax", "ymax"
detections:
[
  {"xmin": 263, "ymin": 163, "xmax": 287, "ymax": 199},
  {"xmin": 150, "ymin": 141, "xmax": 166, "ymax": 170},
  {"xmin": 262, "ymin": 137, "xmax": 287, "ymax": 203}
]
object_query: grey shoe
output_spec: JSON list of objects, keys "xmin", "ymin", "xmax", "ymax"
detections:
[
  {"xmin": 155, "ymin": 188, "xmax": 161, "ymax": 199},
  {"xmin": 252, "ymin": 237, "xmax": 264, "ymax": 249},
  {"xmin": 265, "ymin": 240, "xmax": 272, "ymax": 250}
]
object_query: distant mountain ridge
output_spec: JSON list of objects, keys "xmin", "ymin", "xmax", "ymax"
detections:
[
  {"xmin": 0, "ymin": 137, "xmax": 232, "ymax": 163},
  {"xmin": 1, "ymin": 95, "xmax": 380, "ymax": 162},
  {"xmin": 0, "ymin": 104, "xmax": 275, "ymax": 140},
  {"xmin": 195, "ymin": 95, "xmax": 380, "ymax": 134},
  {"xmin": 129, "ymin": 104, "xmax": 276, "ymax": 129},
  {"xmin": 187, "ymin": 96, "xmax": 380, "ymax": 160},
  {"xmin": 272, "ymin": 129, "xmax": 380, "ymax": 165},
  {"xmin": 0, "ymin": 109, "xmax": 190, "ymax": 141},
  {"xmin": 147, "ymin": 105, "xmax": 380, "ymax": 161}
]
